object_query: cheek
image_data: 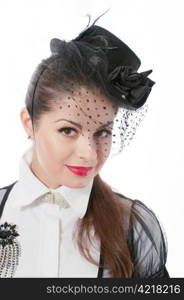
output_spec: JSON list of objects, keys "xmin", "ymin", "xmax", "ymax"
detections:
[
  {"xmin": 37, "ymin": 132, "xmax": 56, "ymax": 155},
  {"xmin": 97, "ymin": 138, "xmax": 112, "ymax": 162},
  {"xmin": 36, "ymin": 131, "xmax": 73, "ymax": 164}
]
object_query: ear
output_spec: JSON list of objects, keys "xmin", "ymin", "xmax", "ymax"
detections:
[{"xmin": 20, "ymin": 107, "xmax": 34, "ymax": 139}]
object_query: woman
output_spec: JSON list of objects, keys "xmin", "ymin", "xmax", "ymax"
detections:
[{"xmin": 0, "ymin": 17, "xmax": 169, "ymax": 278}]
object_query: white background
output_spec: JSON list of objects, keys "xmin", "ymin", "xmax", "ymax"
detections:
[{"xmin": 0, "ymin": 0, "xmax": 183, "ymax": 277}]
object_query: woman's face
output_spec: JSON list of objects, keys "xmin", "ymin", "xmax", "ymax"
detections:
[{"xmin": 22, "ymin": 87, "xmax": 117, "ymax": 189}]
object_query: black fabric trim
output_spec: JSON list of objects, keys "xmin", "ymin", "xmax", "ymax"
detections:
[
  {"xmin": 0, "ymin": 181, "xmax": 18, "ymax": 218},
  {"xmin": 146, "ymin": 265, "xmax": 170, "ymax": 279}
]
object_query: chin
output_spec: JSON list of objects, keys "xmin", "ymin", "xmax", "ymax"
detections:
[{"xmin": 67, "ymin": 178, "xmax": 92, "ymax": 189}]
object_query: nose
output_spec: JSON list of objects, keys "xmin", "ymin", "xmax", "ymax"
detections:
[{"xmin": 76, "ymin": 134, "xmax": 97, "ymax": 162}]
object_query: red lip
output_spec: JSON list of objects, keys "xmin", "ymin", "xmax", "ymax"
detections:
[{"xmin": 65, "ymin": 165, "xmax": 93, "ymax": 176}]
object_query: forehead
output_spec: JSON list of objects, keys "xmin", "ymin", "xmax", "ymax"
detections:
[{"xmin": 47, "ymin": 86, "xmax": 117, "ymax": 127}]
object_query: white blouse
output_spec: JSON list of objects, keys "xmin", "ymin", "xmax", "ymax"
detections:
[{"xmin": 1, "ymin": 146, "xmax": 101, "ymax": 277}]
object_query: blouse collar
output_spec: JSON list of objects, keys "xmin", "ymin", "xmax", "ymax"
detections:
[{"xmin": 13, "ymin": 145, "xmax": 94, "ymax": 219}]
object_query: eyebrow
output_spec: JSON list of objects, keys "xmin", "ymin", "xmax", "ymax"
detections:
[{"xmin": 54, "ymin": 118, "xmax": 114, "ymax": 129}]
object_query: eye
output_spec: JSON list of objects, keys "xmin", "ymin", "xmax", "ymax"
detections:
[
  {"xmin": 95, "ymin": 129, "xmax": 112, "ymax": 138},
  {"xmin": 57, "ymin": 127, "xmax": 77, "ymax": 137}
]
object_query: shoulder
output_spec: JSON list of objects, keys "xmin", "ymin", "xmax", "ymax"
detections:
[
  {"xmin": 114, "ymin": 192, "xmax": 169, "ymax": 278},
  {"xmin": 0, "ymin": 184, "xmax": 10, "ymax": 202},
  {"xmin": 130, "ymin": 199, "xmax": 169, "ymax": 278},
  {"xmin": 0, "ymin": 181, "xmax": 18, "ymax": 190},
  {"xmin": 0, "ymin": 181, "xmax": 18, "ymax": 202}
]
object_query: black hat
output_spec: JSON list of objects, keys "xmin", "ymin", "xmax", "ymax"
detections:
[
  {"xmin": 74, "ymin": 25, "xmax": 141, "ymax": 73},
  {"xmin": 73, "ymin": 25, "xmax": 155, "ymax": 109},
  {"xmin": 50, "ymin": 24, "xmax": 155, "ymax": 109}
]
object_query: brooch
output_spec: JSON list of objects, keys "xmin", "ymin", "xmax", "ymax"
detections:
[{"xmin": 0, "ymin": 222, "xmax": 21, "ymax": 277}]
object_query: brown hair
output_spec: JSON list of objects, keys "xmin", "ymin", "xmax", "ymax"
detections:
[
  {"xmin": 25, "ymin": 34, "xmax": 134, "ymax": 277},
  {"xmin": 74, "ymin": 175, "xmax": 134, "ymax": 277}
]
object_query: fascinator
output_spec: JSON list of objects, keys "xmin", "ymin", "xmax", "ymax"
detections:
[{"xmin": 29, "ymin": 14, "xmax": 155, "ymax": 157}]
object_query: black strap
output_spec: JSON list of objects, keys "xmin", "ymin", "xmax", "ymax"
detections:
[
  {"xmin": 0, "ymin": 181, "xmax": 18, "ymax": 218},
  {"xmin": 97, "ymin": 251, "xmax": 104, "ymax": 278}
]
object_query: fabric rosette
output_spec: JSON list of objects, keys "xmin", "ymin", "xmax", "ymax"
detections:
[{"xmin": 108, "ymin": 66, "xmax": 155, "ymax": 109}]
